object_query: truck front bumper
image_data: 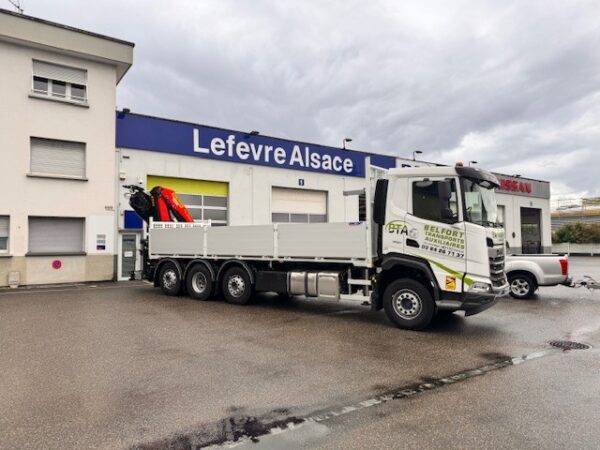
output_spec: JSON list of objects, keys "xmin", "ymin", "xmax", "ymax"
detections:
[{"xmin": 436, "ymin": 283, "xmax": 509, "ymax": 316}]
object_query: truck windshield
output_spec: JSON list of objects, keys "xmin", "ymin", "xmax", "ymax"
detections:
[{"xmin": 462, "ymin": 178, "xmax": 499, "ymax": 227}]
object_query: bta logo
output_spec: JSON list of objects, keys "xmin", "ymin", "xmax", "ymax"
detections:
[
  {"xmin": 193, "ymin": 129, "xmax": 355, "ymax": 175},
  {"xmin": 499, "ymin": 178, "xmax": 532, "ymax": 194}
]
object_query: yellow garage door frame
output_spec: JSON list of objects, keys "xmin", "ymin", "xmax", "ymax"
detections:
[{"xmin": 146, "ymin": 175, "xmax": 228, "ymax": 196}]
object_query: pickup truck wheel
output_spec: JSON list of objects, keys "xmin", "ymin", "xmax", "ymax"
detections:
[
  {"xmin": 222, "ymin": 267, "xmax": 253, "ymax": 305},
  {"xmin": 383, "ymin": 279, "xmax": 435, "ymax": 330},
  {"xmin": 158, "ymin": 262, "xmax": 182, "ymax": 296},
  {"xmin": 185, "ymin": 264, "xmax": 214, "ymax": 301},
  {"xmin": 508, "ymin": 273, "xmax": 536, "ymax": 299}
]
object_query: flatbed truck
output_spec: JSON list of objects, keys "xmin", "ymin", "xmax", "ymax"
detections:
[{"xmin": 140, "ymin": 160, "xmax": 509, "ymax": 329}]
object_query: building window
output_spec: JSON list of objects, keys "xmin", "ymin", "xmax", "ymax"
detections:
[
  {"xmin": 271, "ymin": 213, "xmax": 327, "ymax": 223},
  {"xmin": 271, "ymin": 187, "xmax": 328, "ymax": 224},
  {"xmin": 0, "ymin": 216, "xmax": 9, "ymax": 253},
  {"xmin": 177, "ymin": 193, "xmax": 228, "ymax": 226},
  {"xmin": 33, "ymin": 76, "xmax": 48, "ymax": 93},
  {"xmin": 30, "ymin": 137, "xmax": 86, "ymax": 179},
  {"xmin": 412, "ymin": 179, "xmax": 458, "ymax": 222},
  {"xmin": 51, "ymin": 80, "xmax": 67, "ymax": 98},
  {"xmin": 32, "ymin": 60, "xmax": 87, "ymax": 103},
  {"xmin": 28, "ymin": 217, "xmax": 85, "ymax": 255}
]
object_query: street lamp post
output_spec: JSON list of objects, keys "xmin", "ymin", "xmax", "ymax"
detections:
[
  {"xmin": 412, "ymin": 150, "xmax": 422, "ymax": 161},
  {"xmin": 469, "ymin": 160, "xmax": 478, "ymax": 166}
]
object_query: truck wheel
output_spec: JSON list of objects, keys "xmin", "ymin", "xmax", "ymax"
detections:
[
  {"xmin": 158, "ymin": 262, "xmax": 182, "ymax": 296},
  {"xmin": 186, "ymin": 264, "xmax": 214, "ymax": 301},
  {"xmin": 508, "ymin": 273, "xmax": 536, "ymax": 299},
  {"xmin": 222, "ymin": 267, "xmax": 253, "ymax": 305},
  {"xmin": 383, "ymin": 279, "xmax": 435, "ymax": 330}
]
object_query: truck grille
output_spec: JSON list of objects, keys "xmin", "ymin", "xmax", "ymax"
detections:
[{"xmin": 489, "ymin": 249, "xmax": 506, "ymax": 288}]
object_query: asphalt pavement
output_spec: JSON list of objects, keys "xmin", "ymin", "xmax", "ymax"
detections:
[{"xmin": 1, "ymin": 257, "xmax": 599, "ymax": 449}]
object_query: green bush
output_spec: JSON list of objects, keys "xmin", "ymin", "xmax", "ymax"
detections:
[{"xmin": 552, "ymin": 222, "xmax": 600, "ymax": 244}]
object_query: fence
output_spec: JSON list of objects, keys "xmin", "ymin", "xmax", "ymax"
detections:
[{"xmin": 552, "ymin": 243, "xmax": 600, "ymax": 256}]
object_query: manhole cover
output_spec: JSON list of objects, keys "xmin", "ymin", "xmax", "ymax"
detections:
[{"xmin": 548, "ymin": 340, "xmax": 590, "ymax": 351}]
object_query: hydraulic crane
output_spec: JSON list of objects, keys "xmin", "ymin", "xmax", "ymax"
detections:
[{"xmin": 124, "ymin": 185, "xmax": 194, "ymax": 224}]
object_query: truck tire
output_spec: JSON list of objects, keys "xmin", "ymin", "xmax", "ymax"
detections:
[
  {"xmin": 222, "ymin": 267, "xmax": 253, "ymax": 305},
  {"xmin": 383, "ymin": 279, "xmax": 435, "ymax": 330},
  {"xmin": 185, "ymin": 264, "xmax": 214, "ymax": 301},
  {"xmin": 508, "ymin": 273, "xmax": 536, "ymax": 299},
  {"xmin": 158, "ymin": 261, "xmax": 182, "ymax": 296}
]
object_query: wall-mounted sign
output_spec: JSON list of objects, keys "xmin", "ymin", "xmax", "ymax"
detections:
[
  {"xmin": 499, "ymin": 178, "xmax": 532, "ymax": 194},
  {"xmin": 494, "ymin": 174, "xmax": 550, "ymax": 199},
  {"xmin": 52, "ymin": 260, "xmax": 62, "ymax": 270},
  {"xmin": 116, "ymin": 113, "xmax": 397, "ymax": 177},
  {"xmin": 96, "ymin": 234, "xmax": 106, "ymax": 251}
]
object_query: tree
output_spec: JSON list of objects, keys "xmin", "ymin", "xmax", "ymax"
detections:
[{"xmin": 552, "ymin": 222, "xmax": 600, "ymax": 244}]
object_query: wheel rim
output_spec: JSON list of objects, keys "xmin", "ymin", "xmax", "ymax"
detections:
[
  {"xmin": 227, "ymin": 275, "xmax": 245, "ymax": 298},
  {"xmin": 191, "ymin": 272, "xmax": 207, "ymax": 293},
  {"xmin": 162, "ymin": 269, "xmax": 177, "ymax": 290},
  {"xmin": 510, "ymin": 278, "xmax": 530, "ymax": 296},
  {"xmin": 392, "ymin": 289, "xmax": 422, "ymax": 320}
]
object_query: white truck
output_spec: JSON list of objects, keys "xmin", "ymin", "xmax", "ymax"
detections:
[{"xmin": 141, "ymin": 161, "xmax": 509, "ymax": 329}]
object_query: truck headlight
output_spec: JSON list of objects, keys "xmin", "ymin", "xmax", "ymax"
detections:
[{"xmin": 469, "ymin": 281, "xmax": 492, "ymax": 293}]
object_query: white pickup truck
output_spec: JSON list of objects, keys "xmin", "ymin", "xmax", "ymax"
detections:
[{"xmin": 505, "ymin": 253, "xmax": 570, "ymax": 299}]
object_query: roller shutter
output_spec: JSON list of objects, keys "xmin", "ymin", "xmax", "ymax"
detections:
[
  {"xmin": 29, "ymin": 217, "xmax": 85, "ymax": 254},
  {"xmin": 271, "ymin": 187, "xmax": 327, "ymax": 223},
  {"xmin": 30, "ymin": 138, "xmax": 86, "ymax": 178},
  {"xmin": 146, "ymin": 175, "xmax": 228, "ymax": 225},
  {"xmin": 33, "ymin": 60, "xmax": 87, "ymax": 85}
]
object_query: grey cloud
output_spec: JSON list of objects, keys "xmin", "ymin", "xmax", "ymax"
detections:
[{"xmin": 27, "ymin": 0, "xmax": 600, "ymax": 198}]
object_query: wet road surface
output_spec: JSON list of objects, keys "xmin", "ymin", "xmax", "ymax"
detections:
[{"xmin": 1, "ymin": 257, "xmax": 599, "ymax": 449}]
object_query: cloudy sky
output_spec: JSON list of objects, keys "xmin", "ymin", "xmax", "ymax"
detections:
[{"xmin": 19, "ymin": 0, "xmax": 600, "ymax": 201}]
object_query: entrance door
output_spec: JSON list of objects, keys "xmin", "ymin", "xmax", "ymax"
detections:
[
  {"xmin": 520, "ymin": 207, "xmax": 541, "ymax": 254},
  {"xmin": 121, "ymin": 234, "xmax": 137, "ymax": 279}
]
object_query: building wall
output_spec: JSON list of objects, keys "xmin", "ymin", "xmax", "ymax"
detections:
[
  {"xmin": 497, "ymin": 193, "xmax": 552, "ymax": 254},
  {"xmin": 118, "ymin": 148, "xmax": 367, "ymax": 228},
  {"xmin": 0, "ymin": 40, "xmax": 118, "ymax": 286}
]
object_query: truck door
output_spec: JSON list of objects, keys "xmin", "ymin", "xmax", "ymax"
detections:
[
  {"xmin": 404, "ymin": 177, "xmax": 467, "ymax": 294},
  {"xmin": 380, "ymin": 177, "xmax": 408, "ymax": 256}
]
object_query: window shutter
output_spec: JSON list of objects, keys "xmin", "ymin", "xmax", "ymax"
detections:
[
  {"xmin": 33, "ymin": 60, "xmax": 87, "ymax": 85},
  {"xmin": 30, "ymin": 138, "xmax": 86, "ymax": 178},
  {"xmin": 0, "ymin": 217, "xmax": 8, "ymax": 238},
  {"xmin": 29, "ymin": 217, "xmax": 85, "ymax": 254}
]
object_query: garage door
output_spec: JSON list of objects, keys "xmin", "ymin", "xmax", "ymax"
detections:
[
  {"xmin": 271, "ymin": 187, "xmax": 327, "ymax": 223},
  {"xmin": 147, "ymin": 175, "xmax": 228, "ymax": 226}
]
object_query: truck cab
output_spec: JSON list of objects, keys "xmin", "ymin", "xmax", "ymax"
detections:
[{"xmin": 372, "ymin": 164, "xmax": 509, "ymax": 328}]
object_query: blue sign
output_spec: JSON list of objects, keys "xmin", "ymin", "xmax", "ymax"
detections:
[
  {"xmin": 116, "ymin": 113, "xmax": 396, "ymax": 177},
  {"xmin": 124, "ymin": 210, "xmax": 143, "ymax": 229}
]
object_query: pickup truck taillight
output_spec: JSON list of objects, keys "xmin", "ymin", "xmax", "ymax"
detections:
[{"xmin": 559, "ymin": 258, "xmax": 569, "ymax": 276}]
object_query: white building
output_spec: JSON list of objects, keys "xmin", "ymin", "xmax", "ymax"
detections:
[
  {"xmin": 0, "ymin": 9, "xmax": 133, "ymax": 286},
  {"xmin": 115, "ymin": 112, "xmax": 551, "ymax": 280},
  {"xmin": 0, "ymin": 9, "xmax": 550, "ymax": 287}
]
